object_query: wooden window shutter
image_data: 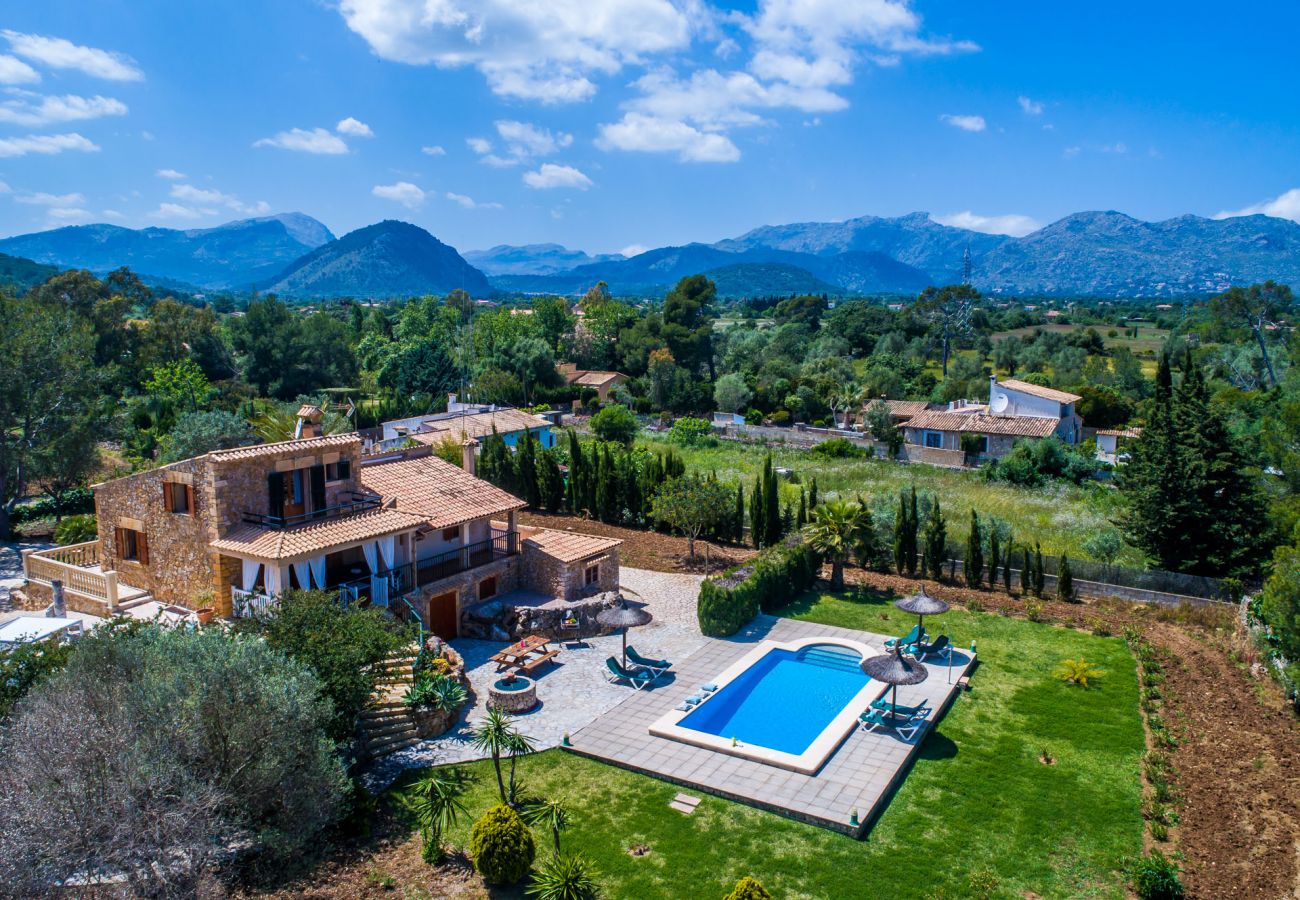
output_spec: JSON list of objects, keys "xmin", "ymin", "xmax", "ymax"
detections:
[
  {"xmin": 185, "ymin": 484, "xmax": 195, "ymax": 515},
  {"xmin": 114, "ymin": 526, "xmax": 125, "ymax": 559},
  {"xmin": 162, "ymin": 482, "xmax": 172, "ymax": 510},
  {"xmin": 137, "ymin": 532, "xmax": 149, "ymax": 566},
  {"xmin": 309, "ymin": 464, "xmax": 327, "ymax": 514},
  {"xmin": 267, "ymin": 472, "xmax": 285, "ymax": 520}
]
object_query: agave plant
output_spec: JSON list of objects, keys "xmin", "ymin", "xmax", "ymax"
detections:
[
  {"xmin": 526, "ymin": 853, "xmax": 601, "ymax": 900},
  {"xmin": 521, "ymin": 797, "xmax": 572, "ymax": 856},
  {"xmin": 404, "ymin": 674, "xmax": 468, "ymax": 712},
  {"xmin": 1054, "ymin": 658, "xmax": 1106, "ymax": 687}
]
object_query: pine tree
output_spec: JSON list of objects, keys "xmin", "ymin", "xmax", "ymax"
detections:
[
  {"xmin": 893, "ymin": 490, "xmax": 908, "ymax": 574},
  {"xmin": 734, "ymin": 481, "xmax": 745, "ymax": 543},
  {"xmin": 796, "ymin": 487, "xmax": 807, "ymax": 528},
  {"xmin": 1058, "ymin": 553, "xmax": 1077, "ymax": 602},
  {"xmin": 965, "ymin": 510, "xmax": 983, "ymax": 587},
  {"xmin": 904, "ymin": 487, "xmax": 919, "ymax": 576},
  {"xmin": 1034, "ymin": 543, "xmax": 1045, "ymax": 597},
  {"xmin": 922, "ymin": 497, "xmax": 946, "ymax": 580},
  {"xmin": 809, "ymin": 477, "xmax": 818, "ymax": 509},
  {"xmin": 750, "ymin": 477, "xmax": 765, "ymax": 549}
]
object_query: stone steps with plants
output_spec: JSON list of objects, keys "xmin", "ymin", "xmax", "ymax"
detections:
[{"xmin": 358, "ymin": 646, "xmax": 421, "ymax": 759}]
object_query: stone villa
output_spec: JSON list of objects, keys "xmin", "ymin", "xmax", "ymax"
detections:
[{"xmin": 21, "ymin": 414, "xmax": 620, "ymax": 640}]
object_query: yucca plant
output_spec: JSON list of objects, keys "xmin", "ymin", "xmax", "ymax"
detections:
[
  {"xmin": 521, "ymin": 797, "xmax": 571, "ymax": 856},
  {"xmin": 526, "ymin": 853, "xmax": 601, "ymax": 900},
  {"xmin": 401, "ymin": 766, "xmax": 474, "ymax": 864},
  {"xmin": 1054, "ymin": 658, "xmax": 1106, "ymax": 687},
  {"xmin": 404, "ymin": 674, "xmax": 468, "ymax": 712}
]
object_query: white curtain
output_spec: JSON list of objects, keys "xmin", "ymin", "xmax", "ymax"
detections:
[
  {"xmin": 265, "ymin": 564, "xmax": 284, "ymax": 596},
  {"xmin": 362, "ymin": 541, "xmax": 387, "ymax": 606},
  {"xmin": 241, "ymin": 559, "xmax": 262, "ymax": 591},
  {"xmin": 378, "ymin": 535, "xmax": 396, "ymax": 570},
  {"xmin": 291, "ymin": 560, "xmax": 311, "ymax": 592},
  {"xmin": 308, "ymin": 556, "xmax": 326, "ymax": 589},
  {"xmin": 361, "ymin": 542, "xmax": 379, "ymax": 574}
]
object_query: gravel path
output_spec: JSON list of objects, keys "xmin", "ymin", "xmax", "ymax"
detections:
[{"xmin": 365, "ymin": 567, "xmax": 706, "ymax": 791}]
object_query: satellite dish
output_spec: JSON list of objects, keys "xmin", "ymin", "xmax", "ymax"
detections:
[{"xmin": 990, "ymin": 392, "xmax": 1009, "ymax": 415}]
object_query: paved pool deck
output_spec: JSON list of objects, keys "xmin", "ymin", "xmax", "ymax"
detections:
[{"xmin": 566, "ymin": 614, "xmax": 975, "ymax": 837}]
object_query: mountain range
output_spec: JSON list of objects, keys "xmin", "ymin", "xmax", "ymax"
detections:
[{"xmin": 2, "ymin": 208, "xmax": 1299, "ymax": 299}]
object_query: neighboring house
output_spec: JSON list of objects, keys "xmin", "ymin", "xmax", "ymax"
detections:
[
  {"xmin": 712, "ymin": 411, "xmax": 746, "ymax": 427},
  {"xmin": 375, "ymin": 399, "xmax": 556, "ymax": 453},
  {"xmin": 862, "ymin": 399, "xmax": 932, "ymax": 427},
  {"xmin": 557, "ymin": 363, "xmax": 627, "ymax": 402},
  {"xmin": 21, "ymin": 422, "xmax": 618, "ymax": 640},
  {"xmin": 902, "ymin": 376, "xmax": 1083, "ymax": 465},
  {"xmin": 1094, "ymin": 427, "xmax": 1141, "ymax": 465}
]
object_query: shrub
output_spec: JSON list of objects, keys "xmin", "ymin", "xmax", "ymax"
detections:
[
  {"xmin": 807, "ymin": 437, "xmax": 866, "ymax": 459},
  {"xmin": 1130, "ymin": 850, "xmax": 1184, "ymax": 900},
  {"xmin": 589, "ymin": 404, "xmax": 639, "ymax": 445},
  {"xmin": 668, "ymin": 416, "xmax": 715, "ymax": 447},
  {"xmin": 1024, "ymin": 599, "xmax": 1045, "ymax": 622},
  {"xmin": 983, "ymin": 437, "xmax": 1095, "ymax": 486},
  {"xmin": 53, "ymin": 513, "xmax": 97, "ymax": 545},
  {"xmin": 1055, "ymin": 658, "xmax": 1106, "ymax": 687},
  {"xmin": 405, "ymin": 673, "xmax": 468, "ymax": 713},
  {"xmin": 527, "ymin": 852, "xmax": 602, "ymax": 900},
  {"xmin": 698, "ymin": 536, "xmax": 820, "ymax": 636},
  {"xmin": 0, "ymin": 639, "xmax": 74, "ymax": 720},
  {"xmin": 724, "ymin": 876, "xmax": 773, "ymax": 900},
  {"xmin": 471, "ymin": 804, "xmax": 537, "ymax": 885}
]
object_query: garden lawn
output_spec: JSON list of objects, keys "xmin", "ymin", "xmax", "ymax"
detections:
[
  {"xmin": 641, "ymin": 437, "xmax": 1139, "ymax": 565},
  {"xmin": 396, "ymin": 588, "xmax": 1145, "ymax": 899}
]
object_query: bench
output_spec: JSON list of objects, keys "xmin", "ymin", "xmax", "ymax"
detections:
[{"xmin": 517, "ymin": 649, "xmax": 560, "ymax": 673}]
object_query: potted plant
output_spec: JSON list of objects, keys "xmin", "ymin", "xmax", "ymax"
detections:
[{"xmin": 192, "ymin": 590, "xmax": 216, "ymax": 625}]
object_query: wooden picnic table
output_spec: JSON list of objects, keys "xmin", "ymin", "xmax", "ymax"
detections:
[{"xmin": 490, "ymin": 634, "xmax": 559, "ymax": 673}]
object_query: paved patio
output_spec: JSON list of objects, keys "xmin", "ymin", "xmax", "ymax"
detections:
[
  {"xmin": 364, "ymin": 567, "xmax": 708, "ymax": 790},
  {"xmin": 566, "ymin": 615, "xmax": 975, "ymax": 836}
]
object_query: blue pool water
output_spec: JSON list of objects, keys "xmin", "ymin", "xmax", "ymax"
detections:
[{"xmin": 679, "ymin": 644, "xmax": 871, "ymax": 755}]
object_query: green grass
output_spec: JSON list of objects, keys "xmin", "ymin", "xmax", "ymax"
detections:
[
  {"xmin": 397, "ymin": 589, "xmax": 1144, "ymax": 899},
  {"xmin": 642, "ymin": 437, "xmax": 1140, "ymax": 565}
]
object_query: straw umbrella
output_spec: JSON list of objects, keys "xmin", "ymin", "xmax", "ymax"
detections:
[
  {"xmin": 860, "ymin": 645, "xmax": 930, "ymax": 716},
  {"xmin": 894, "ymin": 585, "xmax": 949, "ymax": 637},
  {"xmin": 596, "ymin": 600, "xmax": 653, "ymax": 669}
]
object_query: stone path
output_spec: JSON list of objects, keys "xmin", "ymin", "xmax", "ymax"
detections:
[
  {"xmin": 0, "ymin": 541, "xmax": 49, "ymax": 594},
  {"xmin": 364, "ymin": 567, "xmax": 706, "ymax": 791}
]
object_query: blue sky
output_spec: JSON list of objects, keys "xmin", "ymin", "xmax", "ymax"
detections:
[{"xmin": 1, "ymin": 1, "xmax": 1298, "ymax": 255}]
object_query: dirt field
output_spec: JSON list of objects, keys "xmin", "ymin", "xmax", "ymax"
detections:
[{"xmin": 518, "ymin": 510, "xmax": 756, "ymax": 575}]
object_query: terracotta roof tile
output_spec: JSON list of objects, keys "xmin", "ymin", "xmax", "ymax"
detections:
[
  {"xmin": 208, "ymin": 433, "xmax": 359, "ymax": 462},
  {"xmin": 413, "ymin": 409, "xmax": 553, "ymax": 442},
  {"xmin": 864, "ymin": 399, "xmax": 931, "ymax": 418},
  {"xmin": 997, "ymin": 379, "xmax": 1082, "ymax": 404},
  {"xmin": 904, "ymin": 409, "xmax": 1060, "ymax": 438},
  {"xmin": 522, "ymin": 529, "xmax": 622, "ymax": 563},
  {"xmin": 359, "ymin": 455, "xmax": 527, "ymax": 530},
  {"xmin": 210, "ymin": 507, "xmax": 423, "ymax": 561}
]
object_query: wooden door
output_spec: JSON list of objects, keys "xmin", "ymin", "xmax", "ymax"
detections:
[{"xmin": 428, "ymin": 591, "xmax": 459, "ymax": 640}]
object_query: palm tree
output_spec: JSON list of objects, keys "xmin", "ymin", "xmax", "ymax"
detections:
[
  {"xmin": 803, "ymin": 500, "xmax": 869, "ymax": 590},
  {"xmin": 251, "ymin": 400, "xmax": 351, "ymax": 442},
  {"xmin": 526, "ymin": 853, "xmax": 602, "ymax": 900},
  {"xmin": 408, "ymin": 767, "xmax": 473, "ymax": 864},
  {"xmin": 472, "ymin": 708, "xmax": 536, "ymax": 806},
  {"xmin": 522, "ymin": 797, "xmax": 571, "ymax": 856}
]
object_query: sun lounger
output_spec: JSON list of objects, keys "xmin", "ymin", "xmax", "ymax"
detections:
[
  {"xmin": 869, "ymin": 697, "xmax": 931, "ymax": 718},
  {"xmin": 914, "ymin": 635, "xmax": 951, "ymax": 661},
  {"xmin": 859, "ymin": 708, "xmax": 928, "ymax": 740},
  {"xmin": 625, "ymin": 645, "xmax": 672, "ymax": 676},
  {"xmin": 884, "ymin": 624, "xmax": 925, "ymax": 650},
  {"xmin": 605, "ymin": 656, "xmax": 654, "ymax": 690}
]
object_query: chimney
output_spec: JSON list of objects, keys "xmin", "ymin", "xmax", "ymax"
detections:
[
  {"xmin": 462, "ymin": 437, "xmax": 479, "ymax": 475},
  {"xmin": 448, "ymin": 392, "xmax": 459, "ymax": 411},
  {"xmin": 295, "ymin": 404, "xmax": 324, "ymax": 439}
]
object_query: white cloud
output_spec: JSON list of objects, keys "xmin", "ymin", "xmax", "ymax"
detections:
[
  {"xmin": 168, "ymin": 183, "xmax": 269, "ymax": 216},
  {"xmin": 45, "ymin": 207, "xmax": 92, "ymax": 222},
  {"xmin": 522, "ymin": 162, "xmax": 593, "ymax": 190},
  {"xmin": 933, "ymin": 211, "xmax": 1042, "ymax": 237},
  {"xmin": 1101, "ymin": 142, "xmax": 1128, "ymax": 154},
  {"xmin": 0, "ymin": 54, "xmax": 40, "ymax": 85},
  {"xmin": 421, "ymin": 144, "xmax": 446, "ymax": 155},
  {"xmin": 15, "ymin": 191, "xmax": 86, "ymax": 206},
  {"xmin": 149, "ymin": 202, "xmax": 206, "ymax": 220},
  {"xmin": 446, "ymin": 191, "xmax": 502, "ymax": 210},
  {"xmin": 254, "ymin": 127, "xmax": 349, "ymax": 154},
  {"xmin": 155, "ymin": 168, "xmax": 185, "ymax": 179},
  {"xmin": 0, "ymin": 132, "xmax": 98, "ymax": 158},
  {"xmin": 338, "ymin": 0, "xmax": 693, "ymax": 103},
  {"xmin": 940, "ymin": 113, "xmax": 985, "ymax": 132},
  {"xmin": 100, "ymin": 208, "xmax": 125, "ymax": 219},
  {"xmin": 0, "ymin": 92, "xmax": 128, "ymax": 127},
  {"xmin": 1214, "ymin": 188, "xmax": 1300, "ymax": 223},
  {"xmin": 0, "ymin": 181, "xmax": 10, "ymax": 194},
  {"xmin": 336, "ymin": 116, "xmax": 373, "ymax": 137},
  {"xmin": 1017, "ymin": 95, "xmax": 1043, "ymax": 115},
  {"xmin": 1063, "ymin": 145, "xmax": 1081, "ymax": 159},
  {"xmin": 597, "ymin": 112, "xmax": 739, "ymax": 162},
  {"xmin": 372, "ymin": 181, "xmax": 426, "ymax": 208},
  {"xmin": 496, "ymin": 119, "xmax": 571, "ymax": 157},
  {"xmin": 466, "ymin": 136, "xmax": 493, "ymax": 154},
  {"xmin": 619, "ymin": 243, "xmax": 648, "ymax": 257},
  {"xmin": 2, "ymin": 30, "xmax": 143, "ymax": 81}
]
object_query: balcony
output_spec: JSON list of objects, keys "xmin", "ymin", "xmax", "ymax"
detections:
[
  {"xmin": 337, "ymin": 529, "xmax": 517, "ymax": 606},
  {"xmin": 242, "ymin": 491, "xmax": 382, "ymax": 530}
]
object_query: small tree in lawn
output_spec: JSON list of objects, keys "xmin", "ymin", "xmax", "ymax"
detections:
[
  {"xmin": 1058, "ymin": 553, "xmax": 1077, "ymax": 602},
  {"xmin": 988, "ymin": 528, "xmax": 1001, "ymax": 591},
  {"xmin": 521, "ymin": 797, "xmax": 571, "ymax": 856},
  {"xmin": 965, "ymin": 510, "xmax": 983, "ymax": 587},
  {"xmin": 472, "ymin": 708, "xmax": 536, "ymax": 807},
  {"xmin": 922, "ymin": 497, "xmax": 947, "ymax": 580},
  {"xmin": 652, "ymin": 475, "xmax": 734, "ymax": 560},
  {"xmin": 1003, "ymin": 541, "xmax": 1014, "ymax": 592},
  {"xmin": 1022, "ymin": 547, "xmax": 1034, "ymax": 596},
  {"xmin": 407, "ymin": 766, "xmax": 473, "ymax": 864},
  {"xmin": 804, "ymin": 500, "xmax": 869, "ymax": 590}
]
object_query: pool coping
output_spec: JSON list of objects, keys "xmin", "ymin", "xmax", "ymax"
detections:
[{"xmin": 647, "ymin": 635, "xmax": 885, "ymax": 775}]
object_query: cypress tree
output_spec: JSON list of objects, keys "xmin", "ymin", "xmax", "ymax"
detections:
[
  {"xmin": 904, "ymin": 487, "xmax": 919, "ymax": 575},
  {"xmin": 750, "ymin": 477, "xmax": 765, "ymax": 549},
  {"xmin": 988, "ymin": 528, "xmax": 1001, "ymax": 590},
  {"xmin": 566, "ymin": 430, "xmax": 583, "ymax": 514},
  {"xmin": 922, "ymin": 497, "xmax": 946, "ymax": 581},
  {"xmin": 1003, "ymin": 541, "xmax": 1014, "ymax": 592},
  {"xmin": 538, "ymin": 448, "xmax": 564, "ymax": 511},
  {"xmin": 517, "ymin": 429, "xmax": 540, "ymax": 508},
  {"xmin": 594, "ymin": 447, "xmax": 610, "ymax": 522},
  {"xmin": 734, "ymin": 481, "xmax": 745, "ymax": 543},
  {"xmin": 763, "ymin": 456, "xmax": 781, "ymax": 547},
  {"xmin": 965, "ymin": 510, "xmax": 983, "ymax": 587},
  {"xmin": 1058, "ymin": 553, "xmax": 1077, "ymax": 602},
  {"xmin": 622, "ymin": 451, "xmax": 641, "ymax": 525},
  {"xmin": 1034, "ymin": 542, "xmax": 1045, "ymax": 597},
  {"xmin": 809, "ymin": 477, "xmax": 818, "ymax": 509},
  {"xmin": 1022, "ymin": 547, "xmax": 1032, "ymax": 595},
  {"xmin": 796, "ymin": 487, "xmax": 807, "ymax": 528},
  {"xmin": 893, "ymin": 490, "xmax": 908, "ymax": 574}
]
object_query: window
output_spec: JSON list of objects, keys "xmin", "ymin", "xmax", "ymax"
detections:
[
  {"xmin": 115, "ymin": 527, "xmax": 148, "ymax": 564},
  {"xmin": 584, "ymin": 563, "xmax": 600, "ymax": 586},
  {"xmin": 442, "ymin": 526, "xmax": 460, "ymax": 542},
  {"xmin": 163, "ymin": 481, "xmax": 193, "ymax": 515},
  {"xmin": 923, "ymin": 431, "xmax": 944, "ymax": 449},
  {"xmin": 479, "ymin": 576, "xmax": 498, "ymax": 601},
  {"xmin": 325, "ymin": 459, "xmax": 351, "ymax": 482}
]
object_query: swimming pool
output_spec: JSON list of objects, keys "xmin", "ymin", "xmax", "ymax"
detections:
[{"xmin": 649, "ymin": 636, "xmax": 882, "ymax": 773}]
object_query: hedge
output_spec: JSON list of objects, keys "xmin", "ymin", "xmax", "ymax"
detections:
[
  {"xmin": 697, "ymin": 535, "xmax": 821, "ymax": 637},
  {"xmin": 10, "ymin": 488, "xmax": 94, "ymax": 526}
]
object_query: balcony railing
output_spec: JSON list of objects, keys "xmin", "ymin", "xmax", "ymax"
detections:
[
  {"xmin": 242, "ymin": 491, "xmax": 382, "ymax": 530},
  {"xmin": 336, "ymin": 529, "xmax": 517, "ymax": 607}
]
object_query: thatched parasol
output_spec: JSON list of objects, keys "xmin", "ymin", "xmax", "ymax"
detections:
[
  {"xmin": 860, "ymin": 645, "xmax": 930, "ymax": 715},
  {"xmin": 894, "ymin": 586, "xmax": 950, "ymax": 632},
  {"xmin": 596, "ymin": 600, "xmax": 653, "ymax": 669}
]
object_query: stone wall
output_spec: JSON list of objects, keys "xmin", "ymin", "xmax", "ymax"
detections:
[
  {"xmin": 519, "ymin": 546, "xmax": 621, "ymax": 603},
  {"xmin": 404, "ymin": 555, "xmax": 522, "ymax": 635}
]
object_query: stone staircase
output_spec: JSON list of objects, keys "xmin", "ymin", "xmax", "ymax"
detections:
[{"xmin": 358, "ymin": 646, "xmax": 422, "ymax": 759}]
